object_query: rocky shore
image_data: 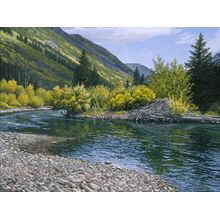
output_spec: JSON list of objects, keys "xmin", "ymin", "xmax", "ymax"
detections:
[{"xmin": 0, "ymin": 132, "xmax": 176, "ymax": 192}]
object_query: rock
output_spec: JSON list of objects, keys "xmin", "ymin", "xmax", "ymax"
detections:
[
  {"xmin": 0, "ymin": 132, "xmax": 176, "ymax": 192},
  {"xmin": 88, "ymin": 183, "xmax": 100, "ymax": 191},
  {"xmin": 105, "ymin": 161, "xmax": 112, "ymax": 165},
  {"xmin": 80, "ymin": 184, "xmax": 94, "ymax": 192}
]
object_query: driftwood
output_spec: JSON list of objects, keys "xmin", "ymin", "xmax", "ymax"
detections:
[
  {"xmin": 128, "ymin": 98, "xmax": 174, "ymax": 122},
  {"xmin": 127, "ymin": 99, "xmax": 220, "ymax": 124}
]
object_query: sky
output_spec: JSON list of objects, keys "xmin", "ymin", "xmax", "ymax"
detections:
[{"xmin": 62, "ymin": 27, "xmax": 220, "ymax": 68}]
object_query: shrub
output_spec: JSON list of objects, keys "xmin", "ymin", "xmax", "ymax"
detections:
[
  {"xmin": 0, "ymin": 101, "xmax": 10, "ymax": 109},
  {"xmin": 0, "ymin": 79, "xmax": 8, "ymax": 92},
  {"xmin": 169, "ymin": 98, "xmax": 189, "ymax": 116},
  {"xmin": 25, "ymin": 84, "xmax": 35, "ymax": 97},
  {"xmin": 7, "ymin": 93, "xmax": 18, "ymax": 106},
  {"xmin": 90, "ymin": 85, "xmax": 111, "ymax": 110},
  {"xmin": 65, "ymin": 85, "xmax": 91, "ymax": 114},
  {"xmin": 18, "ymin": 93, "xmax": 29, "ymax": 106},
  {"xmin": 0, "ymin": 93, "xmax": 8, "ymax": 103},
  {"xmin": 209, "ymin": 102, "xmax": 220, "ymax": 115},
  {"xmin": 44, "ymin": 91, "xmax": 54, "ymax": 105},
  {"xmin": 29, "ymin": 96, "xmax": 44, "ymax": 108},
  {"xmin": 7, "ymin": 80, "xmax": 17, "ymax": 93},
  {"xmin": 108, "ymin": 86, "xmax": 155, "ymax": 111},
  {"xmin": 52, "ymin": 85, "xmax": 91, "ymax": 114},
  {"xmin": 205, "ymin": 111, "xmax": 219, "ymax": 116},
  {"xmin": 15, "ymin": 85, "xmax": 25, "ymax": 97},
  {"xmin": 132, "ymin": 86, "xmax": 156, "ymax": 107}
]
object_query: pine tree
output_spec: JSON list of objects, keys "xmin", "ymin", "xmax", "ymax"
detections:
[
  {"xmin": 186, "ymin": 33, "xmax": 213, "ymax": 111},
  {"xmin": 74, "ymin": 50, "xmax": 92, "ymax": 86},
  {"xmin": 90, "ymin": 66, "xmax": 100, "ymax": 86},
  {"xmin": 125, "ymin": 79, "xmax": 129, "ymax": 88},
  {"xmin": 133, "ymin": 67, "xmax": 141, "ymax": 85},
  {"xmin": 140, "ymin": 74, "xmax": 145, "ymax": 85}
]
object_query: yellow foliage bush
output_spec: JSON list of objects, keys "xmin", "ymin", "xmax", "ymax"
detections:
[
  {"xmin": 7, "ymin": 93, "xmax": 21, "ymax": 107},
  {"xmin": 90, "ymin": 85, "xmax": 111, "ymax": 110},
  {"xmin": 0, "ymin": 93, "xmax": 8, "ymax": 103},
  {"xmin": 108, "ymin": 86, "xmax": 155, "ymax": 111},
  {"xmin": 169, "ymin": 98, "xmax": 189, "ymax": 116},
  {"xmin": 29, "ymin": 96, "xmax": 44, "ymax": 108},
  {"xmin": 25, "ymin": 84, "xmax": 35, "ymax": 97},
  {"xmin": 7, "ymin": 80, "xmax": 17, "ymax": 93},
  {"xmin": 18, "ymin": 93, "xmax": 29, "ymax": 106}
]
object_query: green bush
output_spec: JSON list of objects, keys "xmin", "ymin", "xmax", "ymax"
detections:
[
  {"xmin": 0, "ymin": 101, "xmax": 10, "ymax": 109},
  {"xmin": 209, "ymin": 102, "xmax": 220, "ymax": 115},
  {"xmin": 149, "ymin": 57, "xmax": 192, "ymax": 103}
]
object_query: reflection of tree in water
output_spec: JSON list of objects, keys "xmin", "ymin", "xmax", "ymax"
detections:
[
  {"xmin": 183, "ymin": 126, "xmax": 220, "ymax": 191},
  {"xmin": 46, "ymin": 118, "xmax": 138, "ymax": 155}
]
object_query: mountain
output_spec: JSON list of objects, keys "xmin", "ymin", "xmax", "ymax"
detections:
[
  {"xmin": 126, "ymin": 63, "xmax": 152, "ymax": 77},
  {"xmin": 61, "ymin": 31, "xmax": 134, "ymax": 75},
  {"xmin": 0, "ymin": 27, "xmax": 131, "ymax": 89}
]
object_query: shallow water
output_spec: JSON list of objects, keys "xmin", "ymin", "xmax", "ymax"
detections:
[{"xmin": 1, "ymin": 110, "xmax": 220, "ymax": 191}]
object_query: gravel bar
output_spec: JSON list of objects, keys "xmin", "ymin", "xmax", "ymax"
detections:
[{"xmin": 0, "ymin": 132, "xmax": 176, "ymax": 192}]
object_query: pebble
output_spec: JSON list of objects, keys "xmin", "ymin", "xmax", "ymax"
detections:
[{"xmin": 0, "ymin": 132, "xmax": 176, "ymax": 192}]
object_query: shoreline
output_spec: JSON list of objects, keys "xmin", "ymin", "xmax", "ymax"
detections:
[
  {"xmin": 0, "ymin": 132, "xmax": 176, "ymax": 192},
  {"xmin": 79, "ymin": 111, "xmax": 220, "ymax": 124},
  {"xmin": 0, "ymin": 107, "xmax": 52, "ymax": 115}
]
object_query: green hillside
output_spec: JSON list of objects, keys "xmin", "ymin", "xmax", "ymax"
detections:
[
  {"xmin": 59, "ymin": 30, "xmax": 134, "ymax": 75},
  {"xmin": 0, "ymin": 27, "xmax": 131, "ymax": 89}
]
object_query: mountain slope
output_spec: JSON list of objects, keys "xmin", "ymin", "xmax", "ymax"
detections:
[
  {"xmin": 126, "ymin": 63, "xmax": 152, "ymax": 77},
  {"xmin": 58, "ymin": 29, "xmax": 133, "ymax": 75},
  {"xmin": 0, "ymin": 27, "xmax": 131, "ymax": 89}
]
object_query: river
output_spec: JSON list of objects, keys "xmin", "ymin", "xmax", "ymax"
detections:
[{"xmin": 1, "ymin": 110, "xmax": 220, "ymax": 191}]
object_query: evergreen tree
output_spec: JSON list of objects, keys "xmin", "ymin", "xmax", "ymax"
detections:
[
  {"xmin": 90, "ymin": 66, "xmax": 100, "ymax": 86},
  {"xmin": 186, "ymin": 33, "xmax": 213, "ymax": 111},
  {"xmin": 133, "ymin": 67, "xmax": 141, "ymax": 85},
  {"xmin": 140, "ymin": 74, "xmax": 145, "ymax": 85},
  {"xmin": 212, "ymin": 53, "xmax": 220, "ymax": 103},
  {"xmin": 74, "ymin": 50, "xmax": 92, "ymax": 86},
  {"xmin": 125, "ymin": 79, "xmax": 129, "ymax": 88}
]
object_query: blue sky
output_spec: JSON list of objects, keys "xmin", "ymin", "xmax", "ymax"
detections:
[{"xmin": 63, "ymin": 27, "xmax": 220, "ymax": 68}]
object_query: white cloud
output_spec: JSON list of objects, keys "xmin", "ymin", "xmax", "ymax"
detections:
[
  {"xmin": 62, "ymin": 27, "xmax": 181, "ymax": 43},
  {"xmin": 208, "ymin": 28, "xmax": 220, "ymax": 52},
  {"xmin": 175, "ymin": 33, "xmax": 196, "ymax": 45}
]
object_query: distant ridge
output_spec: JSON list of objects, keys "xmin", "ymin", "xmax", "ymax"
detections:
[{"xmin": 126, "ymin": 63, "xmax": 152, "ymax": 77}]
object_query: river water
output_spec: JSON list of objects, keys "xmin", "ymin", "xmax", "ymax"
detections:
[{"xmin": 1, "ymin": 110, "xmax": 220, "ymax": 191}]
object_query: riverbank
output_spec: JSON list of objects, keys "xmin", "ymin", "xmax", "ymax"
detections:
[
  {"xmin": 0, "ymin": 107, "xmax": 52, "ymax": 115},
  {"xmin": 0, "ymin": 132, "xmax": 176, "ymax": 192}
]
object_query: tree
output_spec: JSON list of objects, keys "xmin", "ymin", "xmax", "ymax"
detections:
[
  {"xmin": 149, "ymin": 57, "xmax": 192, "ymax": 103},
  {"xmin": 125, "ymin": 79, "xmax": 129, "ymax": 88},
  {"xmin": 140, "ymin": 74, "xmax": 145, "ymax": 85},
  {"xmin": 186, "ymin": 33, "xmax": 213, "ymax": 111},
  {"xmin": 90, "ymin": 66, "xmax": 100, "ymax": 86},
  {"xmin": 74, "ymin": 50, "xmax": 92, "ymax": 86},
  {"xmin": 133, "ymin": 67, "xmax": 141, "ymax": 85}
]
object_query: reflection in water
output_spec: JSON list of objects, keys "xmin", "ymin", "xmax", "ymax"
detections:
[{"xmin": 0, "ymin": 110, "xmax": 220, "ymax": 191}]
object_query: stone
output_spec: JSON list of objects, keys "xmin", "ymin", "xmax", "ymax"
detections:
[
  {"xmin": 105, "ymin": 161, "xmax": 112, "ymax": 165},
  {"xmin": 88, "ymin": 183, "xmax": 100, "ymax": 191}
]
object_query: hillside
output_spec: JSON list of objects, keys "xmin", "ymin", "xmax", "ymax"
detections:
[
  {"xmin": 60, "ymin": 31, "xmax": 134, "ymax": 75},
  {"xmin": 0, "ymin": 27, "xmax": 131, "ymax": 89},
  {"xmin": 126, "ymin": 63, "xmax": 152, "ymax": 77}
]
